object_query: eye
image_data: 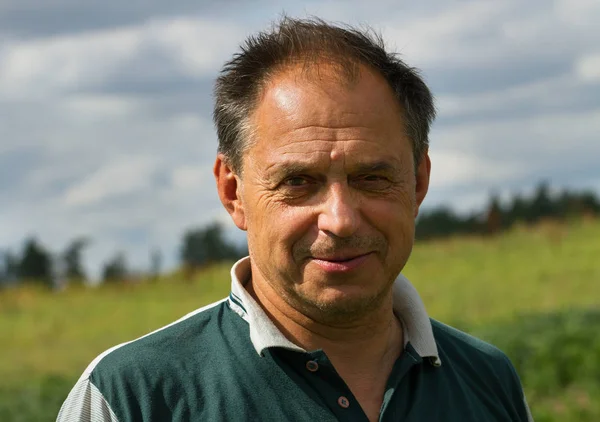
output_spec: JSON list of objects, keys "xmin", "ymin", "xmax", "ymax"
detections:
[
  {"xmin": 283, "ymin": 176, "xmax": 311, "ymax": 187},
  {"xmin": 363, "ymin": 175, "xmax": 384, "ymax": 182},
  {"xmin": 353, "ymin": 174, "xmax": 392, "ymax": 190}
]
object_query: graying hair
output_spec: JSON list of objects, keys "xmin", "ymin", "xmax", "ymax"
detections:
[{"xmin": 213, "ymin": 17, "xmax": 436, "ymax": 173}]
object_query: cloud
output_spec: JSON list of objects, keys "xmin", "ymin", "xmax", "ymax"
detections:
[
  {"xmin": 171, "ymin": 165, "xmax": 212, "ymax": 191},
  {"xmin": 429, "ymin": 150, "xmax": 522, "ymax": 189},
  {"xmin": 63, "ymin": 156, "xmax": 160, "ymax": 207},
  {"xmin": 0, "ymin": 0, "xmax": 599, "ymax": 278},
  {"xmin": 61, "ymin": 94, "xmax": 144, "ymax": 117},
  {"xmin": 425, "ymin": 107, "xmax": 600, "ymax": 215},
  {"xmin": 0, "ymin": 1, "xmax": 250, "ymax": 38},
  {"xmin": 0, "ymin": 27, "xmax": 143, "ymax": 98},
  {"xmin": 0, "ymin": 16, "xmax": 244, "ymax": 99},
  {"xmin": 576, "ymin": 53, "xmax": 600, "ymax": 82},
  {"xmin": 435, "ymin": 72, "xmax": 600, "ymax": 124}
]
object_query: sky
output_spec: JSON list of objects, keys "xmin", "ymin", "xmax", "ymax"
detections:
[{"xmin": 1, "ymin": 0, "xmax": 599, "ymax": 278}]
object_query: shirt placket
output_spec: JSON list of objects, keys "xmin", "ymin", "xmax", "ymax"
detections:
[{"xmin": 273, "ymin": 348, "xmax": 370, "ymax": 422}]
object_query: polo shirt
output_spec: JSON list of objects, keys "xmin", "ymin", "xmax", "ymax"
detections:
[{"xmin": 57, "ymin": 257, "xmax": 534, "ymax": 421}]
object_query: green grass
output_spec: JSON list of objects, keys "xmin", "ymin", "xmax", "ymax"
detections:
[
  {"xmin": 473, "ymin": 308, "xmax": 600, "ymax": 422},
  {"xmin": 404, "ymin": 219, "xmax": 600, "ymax": 325},
  {"xmin": 1, "ymin": 218, "xmax": 599, "ymax": 421}
]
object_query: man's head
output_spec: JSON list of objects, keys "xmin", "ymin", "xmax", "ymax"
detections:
[{"xmin": 213, "ymin": 17, "xmax": 435, "ymax": 323}]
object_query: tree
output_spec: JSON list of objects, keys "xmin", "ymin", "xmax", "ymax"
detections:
[
  {"xmin": 485, "ymin": 194, "xmax": 504, "ymax": 234},
  {"xmin": 63, "ymin": 237, "xmax": 90, "ymax": 282},
  {"xmin": 528, "ymin": 181, "xmax": 555, "ymax": 222},
  {"xmin": 580, "ymin": 191, "xmax": 600, "ymax": 215},
  {"xmin": 181, "ymin": 222, "xmax": 241, "ymax": 269},
  {"xmin": 415, "ymin": 207, "xmax": 477, "ymax": 240},
  {"xmin": 150, "ymin": 248, "xmax": 162, "ymax": 280},
  {"xmin": 507, "ymin": 194, "xmax": 528, "ymax": 225},
  {"xmin": 102, "ymin": 252, "xmax": 128, "ymax": 283},
  {"xmin": 19, "ymin": 237, "xmax": 52, "ymax": 285},
  {"xmin": 1, "ymin": 250, "xmax": 19, "ymax": 286}
]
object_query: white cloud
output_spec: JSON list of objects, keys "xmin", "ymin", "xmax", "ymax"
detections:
[
  {"xmin": 432, "ymin": 108, "xmax": 600, "ymax": 157},
  {"xmin": 0, "ymin": 27, "xmax": 143, "ymax": 98},
  {"xmin": 381, "ymin": 2, "xmax": 509, "ymax": 67},
  {"xmin": 434, "ymin": 65, "xmax": 600, "ymax": 120},
  {"xmin": 0, "ymin": 16, "xmax": 244, "ymax": 99},
  {"xmin": 435, "ymin": 75, "xmax": 567, "ymax": 119},
  {"xmin": 575, "ymin": 53, "xmax": 600, "ymax": 82},
  {"xmin": 554, "ymin": 0, "xmax": 600, "ymax": 25},
  {"xmin": 429, "ymin": 150, "xmax": 521, "ymax": 189},
  {"xmin": 61, "ymin": 94, "xmax": 144, "ymax": 116},
  {"xmin": 378, "ymin": 0, "xmax": 600, "ymax": 72},
  {"xmin": 171, "ymin": 165, "xmax": 210, "ymax": 191},
  {"xmin": 149, "ymin": 17, "xmax": 245, "ymax": 77},
  {"xmin": 63, "ymin": 156, "xmax": 160, "ymax": 207}
]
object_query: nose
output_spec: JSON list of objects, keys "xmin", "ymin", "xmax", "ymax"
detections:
[{"xmin": 317, "ymin": 182, "xmax": 360, "ymax": 238}]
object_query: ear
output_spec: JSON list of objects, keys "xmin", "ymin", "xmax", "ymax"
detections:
[
  {"xmin": 414, "ymin": 150, "xmax": 431, "ymax": 218},
  {"xmin": 214, "ymin": 154, "xmax": 247, "ymax": 231}
]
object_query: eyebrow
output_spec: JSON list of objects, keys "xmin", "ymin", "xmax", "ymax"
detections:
[
  {"xmin": 268, "ymin": 160, "xmax": 400, "ymax": 178},
  {"xmin": 267, "ymin": 162, "xmax": 317, "ymax": 179},
  {"xmin": 350, "ymin": 161, "xmax": 399, "ymax": 174}
]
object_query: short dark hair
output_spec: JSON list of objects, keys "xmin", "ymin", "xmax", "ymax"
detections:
[{"xmin": 213, "ymin": 17, "xmax": 436, "ymax": 173}]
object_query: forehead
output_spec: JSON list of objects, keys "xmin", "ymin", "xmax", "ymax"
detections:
[
  {"xmin": 245, "ymin": 62, "xmax": 411, "ymax": 171},
  {"xmin": 257, "ymin": 63, "xmax": 404, "ymax": 128}
]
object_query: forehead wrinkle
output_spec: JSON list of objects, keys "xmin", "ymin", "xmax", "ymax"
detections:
[
  {"xmin": 291, "ymin": 124, "xmax": 377, "ymax": 132},
  {"xmin": 272, "ymin": 138, "xmax": 387, "ymax": 158},
  {"xmin": 264, "ymin": 151, "xmax": 408, "ymax": 177},
  {"xmin": 279, "ymin": 150, "xmax": 333, "ymax": 156},
  {"xmin": 286, "ymin": 126, "xmax": 379, "ymax": 145},
  {"xmin": 263, "ymin": 153, "xmax": 330, "ymax": 175},
  {"xmin": 349, "ymin": 159, "xmax": 406, "ymax": 175},
  {"xmin": 278, "ymin": 137, "xmax": 332, "ymax": 145},
  {"xmin": 265, "ymin": 138, "xmax": 406, "ymax": 171}
]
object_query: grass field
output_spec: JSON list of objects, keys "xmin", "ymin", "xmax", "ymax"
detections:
[{"xmin": 1, "ymin": 218, "xmax": 599, "ymax": 421}]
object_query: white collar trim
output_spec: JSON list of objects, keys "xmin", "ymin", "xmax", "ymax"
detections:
[{"xmin": 229, "ymin": 257, "xmax": 441, "ymax": 366}]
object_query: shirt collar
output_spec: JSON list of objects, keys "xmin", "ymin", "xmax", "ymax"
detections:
[{"xmin": 228, "ymin": 256, "xmax": 441, "ymax": 366}]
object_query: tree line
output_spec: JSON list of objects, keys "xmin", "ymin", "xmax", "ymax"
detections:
[
  {"xmin": 0, "ymin": 223, "xmax": 247, "ymax": 289},
  {"xmin": 1, "ymin": 182, "xmax": 599, "ymax": 289},
  {"xmin": 416, "ymin": 181, "xmax": 600, "ymax": 240}
]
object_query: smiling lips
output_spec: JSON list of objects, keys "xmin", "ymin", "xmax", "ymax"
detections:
[{"xmin": 310, "ymin": 252, "xmax": 372, "ymax": 272}]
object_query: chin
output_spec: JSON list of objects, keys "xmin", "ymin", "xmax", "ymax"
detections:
[{"xmin": 298, "ymin": 284, "xmax": 389, "ymax": 321}]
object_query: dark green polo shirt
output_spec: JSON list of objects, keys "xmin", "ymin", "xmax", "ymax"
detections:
[{"xmin": 57, "ymin": 257, "xmax": 533, "ymax": 421}]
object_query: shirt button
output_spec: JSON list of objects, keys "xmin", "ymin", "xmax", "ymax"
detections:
[
  {"xmin": 337, "ymin": 396, "xmax": 350, "ymax": 408},
  {"xmin": 305, "ymin": 360, "xmax": 319, "ymax": 372}
]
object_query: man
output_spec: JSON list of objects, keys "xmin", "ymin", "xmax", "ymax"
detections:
[{"xmin": 58, "ymin": 18, "xmax": 533, "ymax": 421}]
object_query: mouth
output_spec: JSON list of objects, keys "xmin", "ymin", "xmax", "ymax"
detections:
[{"xmin": 310, "ymin": 252, "xmax": 372, "ymax": 272}]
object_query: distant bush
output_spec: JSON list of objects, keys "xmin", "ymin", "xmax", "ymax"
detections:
[
  {"xmin": 471, "ymin": 308, "xmax": 600, "ymax": 421},
  {"xmin": 0, "ymin": 374, "xmax": 73, "ymax": 422}
]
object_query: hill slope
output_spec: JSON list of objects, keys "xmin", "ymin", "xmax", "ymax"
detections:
[{"xmin": 1, "ymin": 218, "xmax": 599, "ymax": 421}]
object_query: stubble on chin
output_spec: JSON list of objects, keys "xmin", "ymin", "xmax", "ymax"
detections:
[{"xmin": 282, "ymin": 276, "xmax": 394, "ymax": 326}]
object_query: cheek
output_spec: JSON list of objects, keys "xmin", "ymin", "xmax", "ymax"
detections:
[
  {"xmin": 274, "ymin": 206, "xmax": 319, "ymax": 248},
  {"xmin": 243, "ymin": 187, "xmax": 281, "ymax": 229},
  {"xmin": 245, "ymin": 193, "xmax": 316, "ymax": 251},
  {"xmin": 365, "ymin": 198, "xmax": 416, "ymax": 246},
  {"xmin": 367, "ymin": 191, "xmax": 414, "ymax": 221}
]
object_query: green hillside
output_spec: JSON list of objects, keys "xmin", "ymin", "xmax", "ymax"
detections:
[{"xmin": 1, "ymin": 219, "xmax": 599, "ymax": 421}]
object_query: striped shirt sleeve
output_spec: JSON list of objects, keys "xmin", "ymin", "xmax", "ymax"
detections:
[
  {"xmin": 56, "ymin": 376, "xmax": 119, "ymax": 422},
  {"xmin": 524, "ymin": 396, "xmax": 534, "ymax": 422}
]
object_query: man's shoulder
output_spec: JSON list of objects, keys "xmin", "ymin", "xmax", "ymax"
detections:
[
  {"xmin": 429, "ymin": 319, "xmax": 532, "ymax": 420},
  {"xmin": 430, "ymin": 318, "xmax": 524, "ymax": 394},
  {"xmin": 430, "ymin": 318, "xmax": 509, "ymax": 363},
  {"xmin": 85, "ymin": 298, "xmax": 232, "ymax": 383},
  {"xmin": 58, "ymin": 298, "xmax": 253, "ymax": 421}
]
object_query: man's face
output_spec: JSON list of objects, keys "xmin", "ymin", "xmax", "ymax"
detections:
[{"xmin": 218, "ymin": 63, "xmax": 430, "ymax": 322}]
